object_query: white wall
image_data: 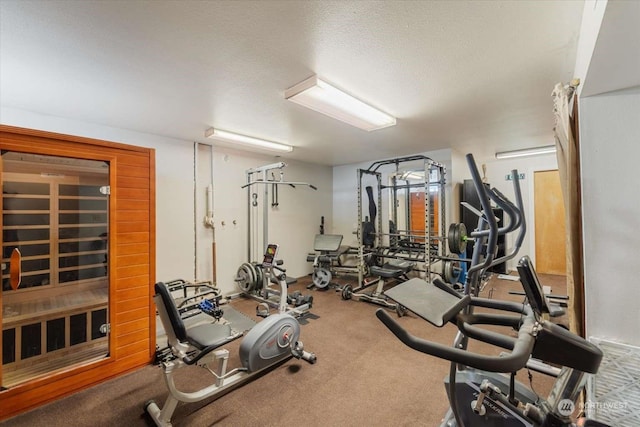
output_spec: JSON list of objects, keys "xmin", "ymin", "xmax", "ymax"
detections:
[
  {"xmin": 573, "ymin": 0, "xmax": 608, "ymax": 97},
  {"xmin": 571, "ymin": 0, "xmax": 640, "ymax": 347},
  {"xmin": 579, "ymin": 87, "xmax": 640, "ymax": 345},
  {"xmin": 1, "ymin": 107, "xmax": 333, "ymax": 296}
]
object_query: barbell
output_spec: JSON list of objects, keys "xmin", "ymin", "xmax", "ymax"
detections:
[{"xmin": 358, "ymin": 222, "xmax": 468, "ymax": 255}]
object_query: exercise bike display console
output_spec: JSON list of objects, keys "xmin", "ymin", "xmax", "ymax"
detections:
[{"xmin": 262, "ymin": 243, "xmax": 279, "ymax": 267}]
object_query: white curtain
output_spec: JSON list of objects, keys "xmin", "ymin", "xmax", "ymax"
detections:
[{"xmin": 552, "ymin": 82, "xmax": 584, "ymax": 336}]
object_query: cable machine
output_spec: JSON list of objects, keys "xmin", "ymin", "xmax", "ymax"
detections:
[{"xmin": 233, "ymin": 162, "xmax": 317, "ymax": 316}]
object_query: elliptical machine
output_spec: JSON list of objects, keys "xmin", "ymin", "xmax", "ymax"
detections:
[
  {"xmin": 145, "ymin": 243, "xmax": 316, "ymax": 427},
  {"xmin": 377, "ymin": 153, "xmax": 608, "ymax": 427}
]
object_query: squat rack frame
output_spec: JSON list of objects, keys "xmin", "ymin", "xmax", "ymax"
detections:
[{"xmin": 356, "ymin": 155, "xmax": 447, "ymax": 286}]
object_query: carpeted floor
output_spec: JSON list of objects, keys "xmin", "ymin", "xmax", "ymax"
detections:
[{"xmin": 1, "ymin": 272, "xmax": 567, "ymax": 427}]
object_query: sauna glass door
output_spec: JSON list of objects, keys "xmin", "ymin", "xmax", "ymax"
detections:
[{"xmin": 1, "ymin": 151, "xmax": 110, "ymax": 388}]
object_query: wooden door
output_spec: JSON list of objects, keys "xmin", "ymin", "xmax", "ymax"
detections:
[
  {"xmin": 409, "ymin": 192, "xmax": 439, "ymax": 243},
  {"xmin": 534, "ymin": 170, "xmax": 566, "ymax": 275},
  {"xmin": 410, "ymin": 192, "xmax": 425, "ymax": 241}
]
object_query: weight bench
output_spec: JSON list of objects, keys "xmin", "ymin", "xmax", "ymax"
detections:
[
  {"xmin": 368, "ymin": 259, "xmax": 415, "ymax": 298},
  {"xmin": 306, "ymin": 234, "xmax": 351, "ymax": 289},
  {"xmin": 341, "ymin": 259, "xmax": 415, "ymax": 315},
  {"xmin": 370, "ymin": 259, "xmax": 414, "ymax": 279}
]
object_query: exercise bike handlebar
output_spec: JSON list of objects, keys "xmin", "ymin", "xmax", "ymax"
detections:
[{"xmin": 376, "ymin": 303, "xmax": 536, "ymax": 373}]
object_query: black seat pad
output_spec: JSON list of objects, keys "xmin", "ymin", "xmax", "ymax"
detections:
[
  {"xmin": 371, "ymin": 260, "xmax": 415, "ymax": 278},
  {"xmin": 187, "ymin": 323, "xmax": 234, "ymax": 350}
]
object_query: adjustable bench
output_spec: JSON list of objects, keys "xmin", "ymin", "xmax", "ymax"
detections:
[
  {"xmin": 340, "ymin": 259, "xmax": 415, "ymax": 316},
  {"xmin": 307, "ymin": 234, "xmax": 351, "ymax": 289}
]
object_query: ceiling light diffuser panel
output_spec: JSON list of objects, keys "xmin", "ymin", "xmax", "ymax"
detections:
[
  {"xmin": 285, "ymin": 76, "xmax": 396, "ymax": 131},
  {"xmin": 205, "ymin": 128, "xmax": 293, "ymax": 153},
  {"xmin": 495, "ymin": 145, "xmax": 556, "ymax": 159}
]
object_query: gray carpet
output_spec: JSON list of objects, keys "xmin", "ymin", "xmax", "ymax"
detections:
[{"xmin": 1, "ymin": 273, "xmax": 567, "ymax": 427}]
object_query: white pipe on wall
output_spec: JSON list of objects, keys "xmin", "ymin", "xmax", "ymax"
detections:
[{"xmin": 193, "ymin": 141, "xmax": 199, "ymax": 281}]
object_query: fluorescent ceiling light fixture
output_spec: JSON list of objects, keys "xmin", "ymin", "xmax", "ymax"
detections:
[
  {"xmin": 495, "ymin": 145, "xmax": 556, "ymax": 160},
  {"xmin": 399, "ymin": 171, "xmax": 424, "ymax": 181},
  {"xmin": 205, "ymin": 128, "xmax": 293, "ymax": 153},
  {"xmin": 285, "ymin": 75, "xmax": 396, "ymax": 131}
]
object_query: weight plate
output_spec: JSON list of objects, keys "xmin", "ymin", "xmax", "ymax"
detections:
[
  {"xmin": 448, "ymin": 223, "xmax": 468, "ymax": 254},
  {"xmin": 312, "ymin": 268, "xmax": 332, "ymax": 289},
  {"xmin": 459, "ymin": 223, "xmax": 467, "ymax": 253},
  {"xmin": 253, "ymin": 263, "xmax": 263, "ymax": 290},
  {"xmin": 341, "ymin": 284, "xmax": 353, "ymax": 300},
  {"xmin": 235, "ymin": 263, "xmax": 255, "ymax": 292},
  {"xmin": 235, "ymin": 266, "xmax": 250, "ymax": 291},
  {"xmin": 247, "ymin": 262, "xmax": 258, "ymax": 291},
  {"xmin": 443, "ymin": 256, "xmax": 462, "ymax": 285}
]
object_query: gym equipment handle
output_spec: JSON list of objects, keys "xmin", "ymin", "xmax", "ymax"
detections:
[
  {"xmin": 465, "ymin": 154, "xmax": 497, "ymax": 275},
  {"xmin": 375, "ymin": 306, "xmax": 536, "ymax": 373}
]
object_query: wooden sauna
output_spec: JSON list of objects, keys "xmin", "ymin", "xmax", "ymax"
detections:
[{"xmin": 0, "ymin": 125, "xmax": 156, "ymax": 419}]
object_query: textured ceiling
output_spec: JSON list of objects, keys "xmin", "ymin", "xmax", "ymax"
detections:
[{"xmin": 0, "ymin": 1, "xmax": 585, "ymax": 165}]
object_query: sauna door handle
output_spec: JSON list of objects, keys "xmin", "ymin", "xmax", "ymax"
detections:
[{"xmin": 10, "ymin": 247, "xmax": 22, "ymax": 290}]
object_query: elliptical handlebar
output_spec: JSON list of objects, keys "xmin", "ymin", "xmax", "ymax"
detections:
[
  {"xmin": 490, "ymin": 187, "xmax": 521, "ymax": 231},
  {"xmin": 465, "ymin": 156, "xmax": 526, "ymax": 275},
  {"xmin": 488, "ymin": 170, "xmax": 527, "ymax": 268},
  {"xmin": 376, "ymin": 302, "xmax": 536, "ymax": 373},
  {"xmin": 488, "ymin": 187, "xmax": 519, "ymax": 234},
  {"xmin": 465, "ymin": 154, "xmax": 498, "ymax": 275}
]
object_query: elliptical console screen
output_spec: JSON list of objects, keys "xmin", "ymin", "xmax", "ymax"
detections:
[
  {"xmin": 517, "ymin": 255, "xmax": 549, "ymax": 316},
  {"xmin": 262, "ymin": 244, "xmax": 279, "ymax": 267}
]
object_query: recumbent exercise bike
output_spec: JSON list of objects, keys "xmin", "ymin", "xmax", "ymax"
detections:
[{"xmin": 145, "ymin": 243, "xmax": 316, "ymax": 427}]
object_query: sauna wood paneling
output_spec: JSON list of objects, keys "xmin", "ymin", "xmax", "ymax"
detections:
[{"xmin": 0, "ymin": 125, "xmax": 156, "ymax": 420}]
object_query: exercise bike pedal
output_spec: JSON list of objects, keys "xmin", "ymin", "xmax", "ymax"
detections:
[
  {"xmin": 291, "ymin": 340, "xmax": 317, "ymax": 364},
  {"xmin": 256, "ymin": 302, "xmax": 270, "ymax": 318}
]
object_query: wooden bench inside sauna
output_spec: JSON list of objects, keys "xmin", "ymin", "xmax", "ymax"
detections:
[{"xmin": 2, "ymin": 283, "xmax": 109, "ymax": 388}]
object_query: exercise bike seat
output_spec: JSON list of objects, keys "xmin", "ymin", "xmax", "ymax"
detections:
[
  {"xmin": 155, "ymin": 282, "xmax": 241, "ymax": 355},
  {"xmin": 186, "ymin": 323, "xmax": 235, "ymax": 350}
]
